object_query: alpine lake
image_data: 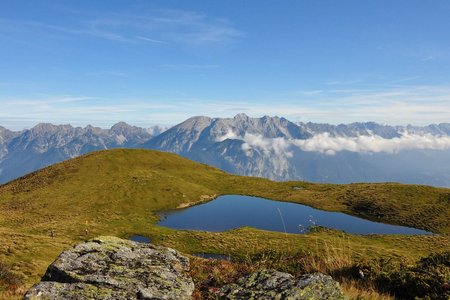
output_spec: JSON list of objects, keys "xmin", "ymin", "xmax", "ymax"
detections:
[{"xmin": 157, "ymin": 195, "xmax": 432, "ymax": 235}]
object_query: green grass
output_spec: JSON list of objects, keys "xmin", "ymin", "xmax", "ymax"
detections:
[{"xmin": 0, "ymin": 149, "xmax": 449, "ymax": 298}]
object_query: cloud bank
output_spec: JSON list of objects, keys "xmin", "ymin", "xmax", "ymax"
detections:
[
  {"xmin": 219, "ymin": 131, "xmax": 450, "ymax": 156},
  {"xmin": 291, "ymin": 133, "xmax": 450, "ymax": 155}
]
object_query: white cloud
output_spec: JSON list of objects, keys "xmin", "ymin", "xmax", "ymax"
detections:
[
  {"xmin": 0, "ymin": 9, "xmax": 243, "ymax": 47},
  {"xmin": 161, "ymin": 64, "xmax": 219, "ymax": 70},
  {"xmin": 215, "ymin": 130, "xmax": 239, "ymax": 142},
  {"xmin": 216, "ymin": 132, "xmax": 450, "ymax": 156},
  {"xmin": 135, "ymin": 36, "xmax": 167, "ymax": 44},
  {"xmin": 1, "ymin": 84, "xmax": 450, "ymax": 130},
  {"xmin": 241, "ymin": 133, "xmax": 293, "ymax": 157},
  {"xmin": 291, "ymin": 133, "xmax": 450, "ymax": 155},
  {"xmin": 275, "ymin": 85, "xmax": 450, "ymax": 125}
]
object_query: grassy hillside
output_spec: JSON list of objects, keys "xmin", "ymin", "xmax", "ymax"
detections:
[{"xmin": 0, "ymin": 149, "xmax": 449, "ymax": 298}]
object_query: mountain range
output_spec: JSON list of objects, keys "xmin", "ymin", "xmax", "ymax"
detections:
[
  {"xmin": 1, "ymin": 114, "xmax": 450, "ymax": 186},
  {"xmin": 0, "ymin": 122, "xmax": 166, "ymax": 183}
]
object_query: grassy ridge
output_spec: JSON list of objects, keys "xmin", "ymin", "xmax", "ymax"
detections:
[{"xmin": 0, "ymin": 149, "xmax": 449, "ymax": 298}]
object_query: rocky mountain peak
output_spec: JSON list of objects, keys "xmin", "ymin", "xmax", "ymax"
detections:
[
  {"xmin": 0, "ymin": 126, "xmax": 14, "ymax": 140},
  {"xmin": 110, "ymin": 121, "xmax": 132, "ymax": 130},
  {"xmin": 110, "ymin": 122, "xmax": 146, "ymax": 136},
  {"xmin": 233, "ymin": 113, "xmax": 250, "ymax": 121},
  {"xmin": 31, "ymin": 123, "xmax": 70, "ymax": 134},
  {"xmin": 84, "ymin": 125, "xmax": 105, "ymax": 135},
  {"xmin": 176, "ymin": 116, "xmax": 212, "ymax": 132},
  {"xmin": 261, "ymin": 114, "xmax": 279, "ymax": 122}
]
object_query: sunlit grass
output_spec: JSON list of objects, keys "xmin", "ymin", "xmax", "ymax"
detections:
[{"xmin": 0, "ymin": 149, "xmax": 449, "ymax": 298}]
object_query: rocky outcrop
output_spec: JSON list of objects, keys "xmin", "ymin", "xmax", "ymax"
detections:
[
  {"xmin": 219, "ymin": 269, "xmax": 346, "ymax": 300},
  {"xmin": 24, "ymin": 236, "xmax": 194, "ymax": 300},
  {"xmin": 24, "ymin": 236, "xmax": 346, "ymax": 300}
]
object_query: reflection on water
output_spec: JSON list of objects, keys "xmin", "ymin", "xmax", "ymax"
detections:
[{"xmin": 158, "ymin": 195, "xmax": 432, "ymax": 235}]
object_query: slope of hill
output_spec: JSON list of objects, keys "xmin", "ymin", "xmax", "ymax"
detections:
[{"xmin": 0, "ymin": 149, "xmax": 449, "ymax": 298}]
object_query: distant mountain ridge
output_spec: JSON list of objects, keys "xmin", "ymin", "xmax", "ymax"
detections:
[
  {"xmin": 0, "ymin": 122, "xmax": 166, "ymax": 183},
  {"xmin": 145, "ymin": 114, "xmax": 450, "ymax": 186},
  {"xmin": 1, "ymin": 115, "xmax": 450, "ymax": 186},
  {"xmin": 145, "ymin": 114, "xmax": 312, "ymax": 180},
  {"xmin": 299, "ymin": 121, "xmax": 450, "ymax": 137}
]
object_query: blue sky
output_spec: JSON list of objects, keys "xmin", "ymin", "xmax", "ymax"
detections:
[{"xmin": 1, "ymin": 0, "xmax": 450, "ymax": 129}]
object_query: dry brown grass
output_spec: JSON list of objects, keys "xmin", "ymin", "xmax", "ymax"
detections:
[
  {"xmin": 190, "ymin": 257, "xmax": 256, "ymax": 300},
  {"xmin": 0, "ymin": 287, "xmax": 25, "ymax": 300},
  {"xmin": 293, "ymin": 240, "xmax": 394, "ymax": 299},
  {"xmin": 340, "ymin": 278, "xmax": 394, "ymax": 300},
  {"xmin": 0, "ymin": 261, "xmax": 23, "ymax": 300},
  {"xmin": 189, "ymin": 243, "xmax": 394, "ymax": 300},
  {"xmin": 295, "ymin": 237, "xmax": 353, "ymax": 274}
]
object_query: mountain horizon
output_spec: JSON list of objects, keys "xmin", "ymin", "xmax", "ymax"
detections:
[
  {"xmin": 3, "ymin": 112, "xmax": 450, "ymax": 132},
  {"xmin": 2, "ymin": 113, "xmax": 450, "ymax": 187}
]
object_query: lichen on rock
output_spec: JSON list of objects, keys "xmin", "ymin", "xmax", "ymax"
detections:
[
  {"xmin": 24, "ymin": 236, "xmax": 346, "ymax": 300},
  {"xmin": 24, "ymin": 236, "xmax": 194, "ymax": 300},
  {"xmin": 219, "ymin": 269, "xmax": 346, "ymax": 300}
]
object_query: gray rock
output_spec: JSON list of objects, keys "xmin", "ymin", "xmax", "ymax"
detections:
[
  {"xmin": 24, "ymin": 236, "xmax": 194, "ymax": 300},
  {"xmin": 220, "ymin": 269, "xmax": 346, "ymax": 300}
]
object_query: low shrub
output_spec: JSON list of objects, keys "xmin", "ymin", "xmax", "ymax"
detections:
[
  {"xmin": 191, "ymin": 250, "xmax": 449, "ymax": 299},
  {"xmin": 357, "ymin": 252, "xmax": 450, "ymax": 299},
  {"xmin": 0, "ymin": 262, "xmax": 23, "ymax": 293}
]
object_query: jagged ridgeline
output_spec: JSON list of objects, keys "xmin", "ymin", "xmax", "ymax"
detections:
[
  {"xmin": 1, "ymin": 114, "xmax": 450, "ymax": 186},
  {"xmin": 0, "ymin": 149, "xmax": 449, "ymax": 299},
  {"xmin": 0, "ymin": 122, "xmax": 167, "ymax": 184}
]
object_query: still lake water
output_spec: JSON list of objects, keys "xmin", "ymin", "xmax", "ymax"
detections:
[
  {"xmin": 158, "ymin": 195, "xmax": 431, "ymax": 235},
  {"xmin": 129, "ymin": 235, "xmax": 151, "ymax": 243}
]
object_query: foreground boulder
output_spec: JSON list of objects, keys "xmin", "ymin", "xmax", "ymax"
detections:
[
  {"xmin": 24, "ymin": 236, "xmax": 194, "ymax": 300},
  {"xmin": 220, "ymin": 269, "xmax": 345, "ymax": 300}
]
